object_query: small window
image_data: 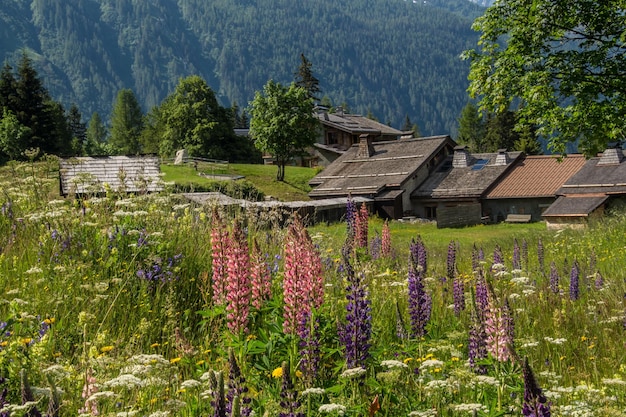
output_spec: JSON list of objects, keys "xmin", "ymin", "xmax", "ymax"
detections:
[
  {"xmin": 472, "ymin": 159, "xmax": 489, "ymax": 170},
  {"xmin": 426, "ymin": 206, "xmax": 437, "ymax": 219}
]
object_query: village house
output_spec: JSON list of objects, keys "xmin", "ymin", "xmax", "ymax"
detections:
[
  {"xmin": 311, "ymin": 108, "xmax": 412, "ymax": 166},
  {"xmin": 308, "ymin": 134, "xmax": 456, "ymax": 219},
  {"xmin": 542, "ymin": 147, "xmax": 626, "ymax": 230},
  {"xmin": 411, "ymin": 146, "xmax": 522, "ymax": 227},
  {"xmin": 482, "ymin": 154, "xmax": 586, "ymax": 223}
]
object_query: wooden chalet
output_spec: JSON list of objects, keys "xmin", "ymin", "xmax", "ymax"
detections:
[
  {"xmin": 483, "ymin": 154, "xmax": 586, "ymax": 223},
  {"xmin": 542, "ymin": 147, "xmax": 626, "ymax": 229},
  {"xmin": 59, "ymin": 156, "xmax": 163, "ymax": 196},
  {"xmin": 311, "ymin": 108, "xmax": 412, "ymax": 166},
  {"xmin": 411, "ymin": 147, "xmax": 522, "ymax": 227},
  {"xmin": 308, "ymin": 134, "xmax": 456, "ymax": 219}
]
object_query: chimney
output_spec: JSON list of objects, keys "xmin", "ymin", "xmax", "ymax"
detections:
[
  {"xmin": 356, "ymin": 134, "xmax": 375, "ymax": 158},
  {"xmin": 452, "ymin": 146, "xmax": 471, "ymax": 168},
  {"xmin": 494, "ymin": 149, "xmax": 509, "ymax": 166},
  {"xmin": 597, "ymin": 146, "xmax": 624, "ymax": 165}
]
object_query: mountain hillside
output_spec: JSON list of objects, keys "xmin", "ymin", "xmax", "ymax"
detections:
[{"xmin": 0, "ymin": 0, "xmax": 485, "ymax": 136}]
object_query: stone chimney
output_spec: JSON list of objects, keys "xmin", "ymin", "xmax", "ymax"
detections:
[
  {"xmin": 597, "ymin": 146, "xmax": 624, "ymax": 165},
  {"xmin": 452, "ymin": 146, "xmax": 471, "ymax": 168},
  {"xmin": 494, "ymin": 149, "xmax": 509, "ymax": 166},
  {"xmin": 356, "ymin": 134, "xmax": 375, "ymax": 159}
]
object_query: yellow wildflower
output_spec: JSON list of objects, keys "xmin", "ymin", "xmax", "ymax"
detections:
[
  {"xmin": 271, "ymin": 367, "xmax": 283, "ymax": 378},
  {"xmin": 170, "ymin": 357, "xmax": 182, "ymax": 364},
  {"xmin": 100, "ymin": 345, "xmax": 114, "ymax": 353},
  {"xmin": 0, "ymin": 341, "xmax": 8, "ymax": 347},
  {"xmin": 21, "ymin": 338, "xmax": 33, "ymax": 345},
  {"xmin": 295, "ymin": 370, "xmax": 303, "ymax": 378},
  {"xmin": 150, "ymin": 343, "xmax": 160, "ymax": 348}
]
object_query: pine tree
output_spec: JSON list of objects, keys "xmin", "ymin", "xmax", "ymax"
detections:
[
  {"xmin": 294, "ymin": 53, "xmax": 321, "ymax": 102},
  {"xmin": 109, "ymin": 89, "xmax": 144, "ymax": 155},
  {"xmin": 67, "ymin": 103, "xmax": 86, "ymax": 155},
  {"xmin": 457, "ymin": 102, "xmax": 485, "ymax": 152},
  {"xmin": 0, "ymin": 62, "xmax": 17, "ymax": 111}
]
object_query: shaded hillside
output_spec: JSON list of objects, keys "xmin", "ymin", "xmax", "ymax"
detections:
[{"xmin": 0, "ymin": 0, "xmax": 484, "ymax": 136}]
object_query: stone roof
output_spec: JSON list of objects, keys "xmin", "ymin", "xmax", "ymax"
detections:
[
  {"xmin": 555, "ymin": 149, "xmax": 626, "ymax": 195},
  {"xmin": 485, "ymin": 155, "xmax": 587, "ymax": 199},
  {"xmin": 542, "ymin": 195, "xmax": 608, "ymax": 217},
  {"xmin": 59, "ymin": 156, "xmax": 163, "ymax": 196},
  {"xmin": 309, "ymin": 135, "xmax": 454, "ymax": 198},
  {"xmin": 411, "ymin": 149, "xmax": 523, "ymax": 199},
  {"xmin": 315, "ymin": 111, "xmax": 406, "ymax": 137}
]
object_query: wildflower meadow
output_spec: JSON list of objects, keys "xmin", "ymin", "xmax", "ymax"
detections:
[{"xmin": 1, "ymin": 161, "xmax": 626, "ymax": 417}]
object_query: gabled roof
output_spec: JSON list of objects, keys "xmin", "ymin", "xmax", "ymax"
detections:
[
  {"xmin": 411, "ymin": 149, "xmax": 523, "ymax": 199},
  {"xmin": 485, "ymin": 155, "xmax": 587, "ymax": 199},
  {"xmin": 309, "ymin": 135, "xmax": 454, "ymax": 198},
  {"xmin": 542, "ymin": 195, "xmax": 608, "ymax": 217},
  {"xmin": 315, "ymin": 111, "xmax": 406, "ymax": 137},
  {"xmin": 59, "ymin": 156, "xmax": 163, "ymax": 196},
  {"xmin": 556, "ymin": 149, "xmax": 626, "ymax": 195}
]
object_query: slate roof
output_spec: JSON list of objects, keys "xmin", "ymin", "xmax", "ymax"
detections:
[
  {"xmin": 315, "ymin": 111, "xmax": 406, "ymax": 137},
  {"xmin": 60, "ymin": 156, "xmax": 163, "ymax": 196},
  {"xmin": 309, "ymin": 135, "xmax": 454, "ymax": 198},
  {"xmin": 542, "ymin": 195, "xmax": 608, "ymax": 217},
  {"xmin": 412, "ymin": 150, "xmax": 523, "ymax": 199},
  {"xmin": 556, "ymin": 150, "xmax": 626, "ymax": 195},
  {"xmin": 485, "ymin": 155, "xmax": 587, "ymax": 199}
]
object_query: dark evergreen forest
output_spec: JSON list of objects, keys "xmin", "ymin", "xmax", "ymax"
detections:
[{"xmin": 0, "ymin": 0, "xmax": 484, "ymax": 135}]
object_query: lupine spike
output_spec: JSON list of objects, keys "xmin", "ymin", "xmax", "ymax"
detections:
[
  {"xmin": 250, "ymin": 239, "xmax": 272, "ymax": 310},
  {"xmin": 226, "ymin": 220, "xmax": 251, "ymax": 335},
  {"xmin": 522, "ymin": 239, "xmax": 529, "ymax": 271},
  {"xmin": 522, "ymin": 358, "xmax": 552, "ymax": 416},
  {"xmin": 298, "ymin": 311, "xmax": 321, "ymax": 386},
  {"xmin": 279, "ymin": 361, "xmax": 304, "ymax": 417},
  {"xmin": 549, "ymin": 262, "xmax": 560, "ymax": 294},
  {"xmin": 512, "ymin": 239, "xmax": 521, "ymax": 270},
  {"xmin": 453, "ymin": 276, "xmax": 465, "ymax": 316},
  {"xmin": 355, "ymin": 203, "xmax": 369, "ymax": 250},
  {"xmin": 468, "ymin": 310, "xmax": 488, "ymax": 374},
  {"xmin": 569, "ymin": 260, "xmax": 580, "ymax": 301},
  {"xmin": 537, "ymin": 238, "xmax": 544, "ymax": 272},
  {"xmin": 408, "ymin": 264, "xmax": 431, "ymax": 338},
  {"xmin": 446, "ymin": 240, "xmax": 456, "ymax": 280},
  {"xmin": 381, "ymin": 219, "xmax": 392, "ymax": 258},
  {"xmin": 211, "ymin": 209, "xmax": 229, "ymax": 306}
]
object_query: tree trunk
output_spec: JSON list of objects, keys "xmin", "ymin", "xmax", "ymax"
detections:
[{"xmin": 276, "ymin": 162, "xmax": 285, "ymax": 181}]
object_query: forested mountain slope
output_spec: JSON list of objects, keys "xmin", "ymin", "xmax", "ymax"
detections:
[{"xmin": 0, "ymin": 0, "xmax": 484, "ymax": 135}]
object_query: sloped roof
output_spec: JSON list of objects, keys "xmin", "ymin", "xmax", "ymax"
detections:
[
  {"xmin": 542, "ymin": 195, "xmax": 608, "ymax": 217},
  {"xmin": 412, "ymin": 150, "xmax": 523, "ymax": 199},
  {"xmin": 60, "ymin": 156, "xmax": 163, "ymax": 195},
  {"xmin": 309, "ymin": 135, "xmax": 454, "ymax": 198},
  {"xmin": 485, "ymin": 155, "xmax": 587, "ymax": 199},
  {"xmin": 315, "ymin": 111, "xmax": 405, "ymax": 137},
  {"xmin": 556, "ymin": 150, "xmax": 626, "ymax": 195}
]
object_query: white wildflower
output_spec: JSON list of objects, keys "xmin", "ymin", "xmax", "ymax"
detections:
[
  {"xmin": 420, "ymin": 359, "xmax": 444, "ymax": 369},
  {"xmin": 43, "ymin": 364, "xmax": 69, "ymax": 380},
  {"xmin": 380, "ymin": 359, "xmax": 408, "ymax": 369},
  {"xmin": 425, "ymin": 380, "xmax": 449, "ymax": 391},
  {"xmin": 450, "ymin": 403, "xmax": 489, "ymax": 413},
  {"xmin": 319, "ymin": 403, "xmax": 346, "ymax": 415},
  {"xmin": 25, "ymin": 266, "xmax": 43, "ymax": 274},
  {"xmin": 87, "ymin": 391, "xmax": 118, "ymax": 402},
  {"xmin": 180, "ymin": 379, "xmax": 202, "ymax": 389},
  {"xmin": 408, "ymin": 410, "xmax": 437, "ymax": 417},
  {"xmin": 602, "ymin": 378, "xmax": 626, "ymax": 386},
  {"xmin": 544, "ymin": 337, "xmax": 567, "ymax": 345},
  {"xmin": 143, "ymin": 377, "xmax": 169, "ymax": 387},
  {"xmin": 128, "ymin": 354, "xmax": 170, "ymax": 366},
  {"xmin": 340, "ymin": 367, "xmax": 366, "ymax": 379},
  {"xmin": 301, "ymin": 387, "xmax": 326, "ymax": 396},
  {"xmin": 510, "ymin": 276, "xmax": 530, "ymax": 285},
  {"xmin": 520, "ymin": 341, "xmax": 539, "ymax": 348},
  {"xmin": 147, "ymin": 412, "xmax": 170, "ymax": 417},
  {"xmin": 104, "ymin": 374, "xmax": 144, "ymax": 389},
  {"xmin": 474, "ymin": 375, "xmax": 499, "ymax": 387},
  {"xmin": 116, "ymin": 412, "xmax": 139, "ymax": 417}
]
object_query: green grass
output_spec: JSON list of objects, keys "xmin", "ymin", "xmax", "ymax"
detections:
[{"xmin": 161, "ymin": 162, "xmax": 318, "ymax": 201}]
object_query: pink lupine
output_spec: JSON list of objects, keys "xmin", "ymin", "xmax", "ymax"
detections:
[
  {"xmin": 78, "ymin": 368, "xmax": 99, "ymax": 416},
  {"xmin": 484, "ymin": 293, "xmax": 514, "ymax": 362},
  {"xmin": 355, "ymin": 203, "xmax": 369, "ymax": 249},
  {"xmin": 381, "ymin": 219, "xmax": 391, "ymax": 258},
  {"xmin": 250, "ymin": 238, "xmax": 272, "ymax": 310},
  {"xmin": 211, "ymin": 210, "xmax": 229, "ymax": 306},
  {"xmin": 283, "ymin": 218, "xmax": 324, "ymax": 335},
  {"xmin": 225, "ymin": 220, "xmax": 251, "ymax": 335}
]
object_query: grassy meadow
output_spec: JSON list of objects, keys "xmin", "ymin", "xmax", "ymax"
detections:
[{"xmin": 1, "ymin": 160, "xmax": 626, "ymax": 416}]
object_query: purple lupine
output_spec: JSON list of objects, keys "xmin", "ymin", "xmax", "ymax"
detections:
[
  {"xmin": 345, "ymin": 196, "xmax": 357, "ymax": 241},
  {"xmin": 479, "ymin": 247, "xmax": 485, "ymax": 262},
  {"xmin": 468, "ymin": 310, "xmax": 488, "ymax": 374},
  {"xmin": 446, "ymin": 240, "xmax": 456, "ymax": 280},
  {"xmin": 370, "ymin": 233, "xmax": 382, "ymax": 260},
  {"xmin": 279, "ymin": 361, "xmax": 304, "ymax": 417},
  {"xmin": 209, "ymin": 371, "xmax": 227, "ymax": 417},
  {"xmin": 549, "ymin": 262, "xmax": 560, "ymax": 294},
  {"xmin": 227, "ymin": 349, "xmax": 252, "ymax": 417},
  {"xmin": 21, "ymin": 369, "xmax": 42, "ymax": 417},
  {"xmin": 512, "ymin": 239, "xmax": 521, "ymax": 270},
  {"xmin": 492, "ymin": 245, "xmax": 503, "ymax": 269},
  {"xmin": 407, "ymin": 264, "xmax": 432, "ymax": 338},
  {"xmin": 537, "ymin": 238, "xmax": 544, "ymax": 272},
  {"xmin": 522, "ymin": 358, "xmax": 551, "ymax": 416},
  {"xmin": 594, "ymin": 271, "xmax": 604, "ymax": 290},
  {"xmin": 410, "ymin": 236, "xmax": 428, "ymax": 274},
  {"xmin": 0, "ymin": 377, "xmax": 9, "ymax": 417},
  {"xmin": 338, "ymin": 249, "xmax": 372, "ymax": 368},
  {"xmin": 298, "ymin": 312, "xmax": 321, "ymax": 386},
  {"xmin": 471, "ymin": 244, "xmax": 480, "ymax": 271},
  {"xmin": 569, "ymin": 261, "xmax": 580, "ymax": 301},
  {"xmin": 522, "ymin": 239, "xmax": 529, "ymax": 271},
  {"xmin": 453, "ymin": 276, "xmax": 465, "ymax": 316},
  {"xmin": 475, "ymin": 271, "xmax": 489, "ymax": 320}
]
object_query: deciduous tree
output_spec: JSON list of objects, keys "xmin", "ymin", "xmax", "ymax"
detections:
[
  {"xmin": 465, "ymin": 0, "xmax": 626, "ymax": 155},
  {"xmin": 249, "ymin": 80, "xmax": 318, "ymax": 181}
]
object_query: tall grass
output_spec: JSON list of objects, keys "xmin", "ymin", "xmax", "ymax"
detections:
[{"xmin": 0, "ymin": 161, "xmax": 625, "ymax": 416}]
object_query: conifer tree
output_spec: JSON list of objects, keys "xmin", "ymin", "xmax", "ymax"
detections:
[
  {"xmin": 0, "ymin": 62, "xmax": 16, "ymax": 111},
  {"xmin": 109, "ymin": 88, "xmax": 144, "ymax": 155},
  {"xmin": 294, "ymin": 53, "xmax": 321, "ymax": 102},
  {"xmin": 457, "ymin": 102, "xmax": 485, "ymax": 152}
]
